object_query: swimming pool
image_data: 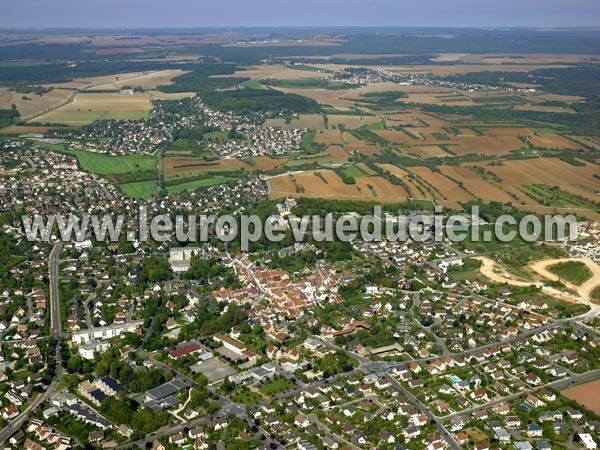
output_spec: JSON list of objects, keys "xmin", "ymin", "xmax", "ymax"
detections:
[{"xmin": 449, "ymin": 375, "xmax": 462, "ymax": 383}]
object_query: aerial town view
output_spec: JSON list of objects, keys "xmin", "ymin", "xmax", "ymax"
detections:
[{"xmin": 0, "ymin": 1, "xmax": 600, "ymax": 449}]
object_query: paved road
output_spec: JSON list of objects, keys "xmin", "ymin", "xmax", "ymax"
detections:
[
  {"xmin": 0, "ymin": 243, "xmax": 64, "ymax": 445},
  {"xmin": 49, "ymin": 243, "xmax": 63, "ymax": 338}
]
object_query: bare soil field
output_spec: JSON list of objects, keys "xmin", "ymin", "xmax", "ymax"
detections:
[
  {"xmin": 0, "ymin": 87, "xmax": 72, "ymax": 120},
  {"xmin": 530, "ymin": 134, "xmax": 583, "ymax": 150},
  {"xmin": 563, "ymin": 379, "xmax": 600, "ymax": 415}
]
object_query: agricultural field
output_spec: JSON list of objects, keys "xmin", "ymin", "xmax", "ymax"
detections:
[
  {"xmin": 82, "ymin": 69, "xmax": 190, "ymax": 91},
  {"xmin": 32, "ymin": 92, "xmax": 155, "ymax": 125},
  {"xmin": 0, "ymin": 87, "xmax": 72, "ymax": 120}
]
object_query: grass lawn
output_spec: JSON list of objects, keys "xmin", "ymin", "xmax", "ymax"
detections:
[
  {"xmin": 230, "ymin": 390, "xmax": 263, "ymax": 404},
  {"xmin": 258, "ymin": 378, "xmax": 293, "ymax": 396},
  {"xmin": 591, "ymin": 287, "xmax": 600, "ymax": 305},
  {"xmin": 165, "ymin": 176, "xmax": 233, "ymax": 194},
  {"xmin": 12, "ymin": 369, "xmax": 30, "ymax": 380},
  {"xmin": 119, "ymin": 180, "xmax": 156, "ymax": 199},
  {"xmin": 547, "ymin": 261, "xmax": 592, "ymax": 285}
]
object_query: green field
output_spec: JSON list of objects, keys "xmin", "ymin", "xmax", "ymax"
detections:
[
  {"xmin": 119, "ymin": 180, "xmax": 156, "ymax": 199},
  {"xmin": 65, "ymin": 149, "xmax": 156, "ymax": 175},
  {"xmin": 165, "ymin": 176, "xmax": 233, "ymax": 194},
  {"xmin": 547, "ymin": 261, "xmax": 593, "ymax": 285},
  {"xmin": 341, "ymin": 165, "xmax": 367, "ymax": 179},
  {"xmin": 592, "ymin": 287, "xmax": 600, "ymax": 305},
  {"xmin": 242, "ymin": 79, "xmax": 267, "ymax": 90}
]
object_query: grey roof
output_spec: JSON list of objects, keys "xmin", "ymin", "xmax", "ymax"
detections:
[{"xmin": 146, "ymin": 379, "xmax": 188, "ymax": 400}]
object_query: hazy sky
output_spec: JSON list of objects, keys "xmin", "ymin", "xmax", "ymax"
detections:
[{"xmin": 1, "ymin": 0, "xmax": 599, "ymax": 28}]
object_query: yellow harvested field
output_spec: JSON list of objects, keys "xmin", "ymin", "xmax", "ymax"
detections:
[
  {"xmin": 250, "ymin": 157, "xmax": 288, "ymax": 171},
  {"xmin": 95, "ymin": 47, "xmax": 144, "ymax": 55},
  {"xmin": 401, "ymin": 145, "xmax": 452, "ymax": 158},
  {"xmin": 376, "ymin": 164, "xmax": 434, "ymax": 200},
  {"xmin": 0, "ymin": 125, "xmax": 67, "ymax": 134},
  {"xmin": 326, "ymin": 115, "xmax": 381, "ymax": 129},
  {"xmin": 472, "ymin": 157, "xmax": 599, "ymax": 201},
  {"xmin": 314, "ymin": 130, "xmax": 345, "ymax": 145},
  {"xmin": 394, "ymin": 64, "xmax": 571, "ymax": 76},
  {"xmin": 32, "ymin": 92, "xmax": 154, "ymax": 126},
  {"xmin": 272, "ymin": 86, "xmax": 356, "ymax": 108},
  {"xmin": 372, "ymin": 130, "xmax": 420, "ymax": 145},
  {"xmin": 408, "ymin": 166, "xmax": 474, "ymax": 201},
  {"xmin": 221, "ymin": 65, "xmax": 332, "ymax": 80},
  {"xmin": 269, "ymin": 176, "xmax": 299, "ymax": 198},
  {"xmin": 530, "ymin": 134, "xmax": 582, "ymax": 150},
  {"xmin": 514, "ymin": 104, "xmax": 575, "ymax": 113},
  {"xmin": 439, "ymin": 166, "xmax": 515, "ymax": 203},
  {"xmin": 355, "ymin": 176, "xmax": 410, "ymax": 200},
  {"xmin": 481, "ymin": 127, "xmax": 533, "ymax": 137},
  {"xmin": 0, "ymin": 87, "xmax": 72, "ymax": 120},
  {"xmin": 44, "ymin": 71, "xmax": 153, "ymax": 90},
  {"xmin": 87, "ymin": 69, "xmax": 189, "ymax": 90},
  {"xmin": 263, "ymin": 114, "xmax": 325, "ymax": 129},
  {"xmin": 268, "ymin": 170, "xmax": 410, "ymax": 202},
  {"xmin": 451, "ymin": 135, "xmax": 524, "ymax": 156}
]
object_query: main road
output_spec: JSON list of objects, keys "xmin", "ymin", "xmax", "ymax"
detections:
[{"xmin": 0, "ymin": 243, "xmax": 64, "ymax": 445}]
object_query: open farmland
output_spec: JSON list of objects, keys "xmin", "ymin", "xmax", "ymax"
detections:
[
  {"xmin": 32, "ymin": 92, "xmax": 155, "ymax": 125},
  {"xmin": 530, "ymin": 134, "xmax": 583, "ymax": 150},
  {"xmin": 408, "ymin": 166, "xmax": 474, "ymax": 202},
  {"xmin": 268, "ymin": 170, "xmax": 411, "ymax": 202},
  {"xmin": 0, "ymin": 87, "xmax": 73, "ymax": 120},
  {"xmin": 84, "ymin": 69, "xmax": 189, "ymax": 90}
]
